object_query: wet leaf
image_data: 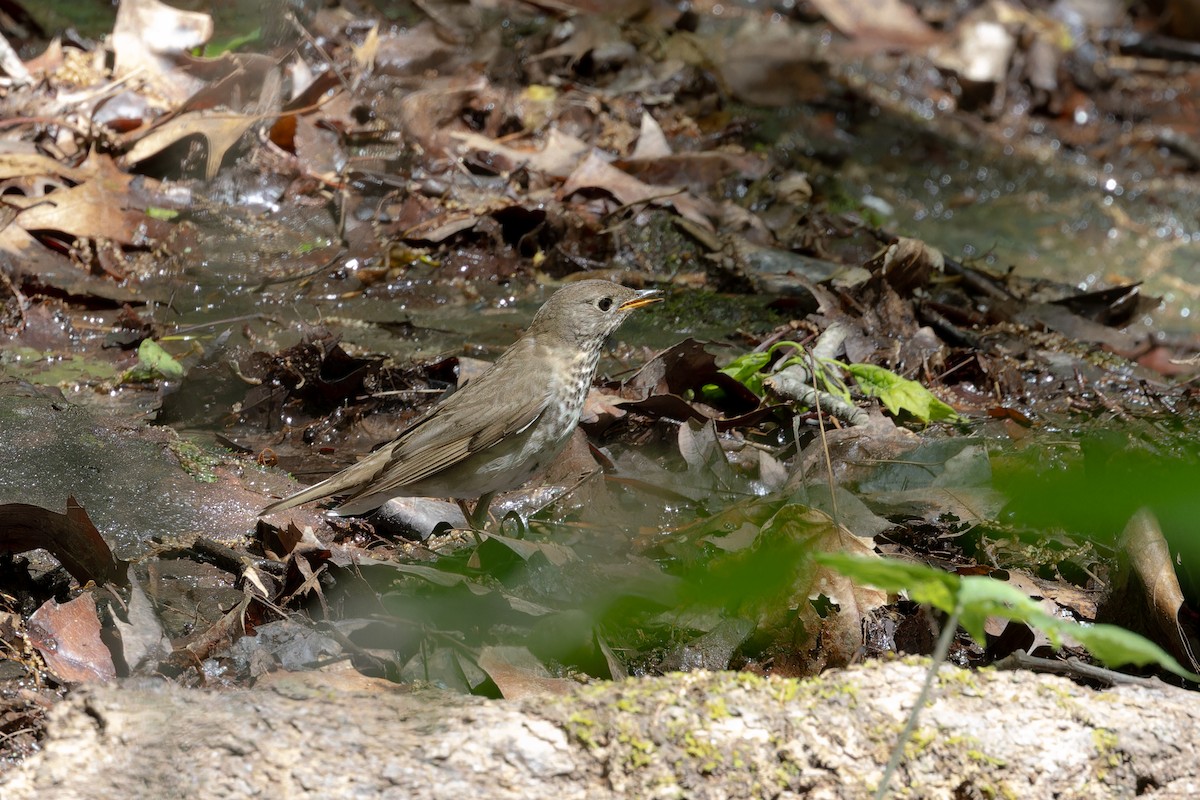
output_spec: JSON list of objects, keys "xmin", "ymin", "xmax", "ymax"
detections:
[
  {"xmin": 479, "ymin": 532, "xmax": 578, "ymax": 567},
  {"xmin": 405, "ymin": 641, "xmax": 493, "ymax": 693},
  {"xmin": 127, "ymin": 338, "xmax": 184, "ymax": 381},
  {"xmin": 111, "ymin": 568, "xmax": 171, "ymax": 674},
  {"xmin": 123, "ymin": 110, "xmax": 260, "ymax": 181}
]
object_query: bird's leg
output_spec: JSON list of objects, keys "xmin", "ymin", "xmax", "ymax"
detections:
[
  {"xmin": 469, "ymin": 491, "xmax": 495, "ymax": 531},
  {"xmin": 456, "ymin": 492, "xmax": 496, "ymax": 533}
]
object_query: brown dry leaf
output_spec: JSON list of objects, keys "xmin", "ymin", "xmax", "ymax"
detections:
[
  {"xmin": 793, "ymin": 508, "xmax": 887, "ymax": 667},
  {"xmin": 354, "ymin": 23, "xmax": 380, "ymax": 73},
  {"xmin": 451, "ymin": 128, "xmax": 592, "ymax": 178},
  {"xmin": 620, "ymin": 151, "xmax": 770, "ymax": 196},
  {"xmin": 982, "ymin": 569, "xmax": 1099, "ymax": 638},
  {"xmin": 1118, "ymin": 508, "xmax": 1199, "ymax": 671},
  {"xmin": 561, "ymin": 151, "xmax": 715, "ymax": 230},
  {"xmin": 810, "ymin": 0, "xmax": 938, "ymax": 47},
  {"xmin": 396, "ymin": 76, "xmax": 487, "ymax": 157},
  {"xmin": 529, "ymin": 15, "xmax": 632, "ymax": 66},
  {"xmin": 629, "ymin": 112, "xmax": 671, "ymax": 160},
  {"xmin": 27, "ymin": 593, "xmax": 116, "ymax": 684},
  {"xmin": 123, "ymin": 110, "xmax": 260, "ymax": 180},
  {"xmin": 403, "ymin": 210, "xmax": 487, "ymax": 243},
  {"xmin": 929, "ymin": 5, "xmax": 1016, "ymax": 84},
  {"xmin": 0, "ymin": 152, "xmax": 86, "ymax": 182},
  {"xmin": 868, "ymin": 236, "xmax": 945, "ymax": 294},
  {"xmin": 477, "ymin": 645, "xmax": 575, "ymax": 698},
  {"xmin": 0, "ymin": 498, "xmax": 127, "ymax": 586},
  {"xmin": 13, "ymin": 155, "xmax": 151, "ymax": 244},
  {"xmin": 111, "ymin": 0, "xmax": 213, "ymax": 101},
  {"xmin": 580, "ymin": 386, "xmax": 629, "ymax": 425},
  {"xmin": 293, "ymin": 113, "xmax": 343, "ymax": 179},
  {"xmin": 710, "ymin": 20, "xmax": 826, "ymax": 107}
]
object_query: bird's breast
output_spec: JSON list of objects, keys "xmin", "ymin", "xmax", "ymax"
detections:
[{"xmin": 542, "ymin": 345, "xmax": 603, "ymax": 438}]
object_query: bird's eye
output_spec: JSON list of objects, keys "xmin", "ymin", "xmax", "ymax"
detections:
[{"xmin": 597, "ymin": 297, "xmax": 613, "ymax": 311}]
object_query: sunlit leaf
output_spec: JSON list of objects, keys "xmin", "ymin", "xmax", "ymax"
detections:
[
  {"xmin": 845, "ymin": 363, "xmax": 958, "ymax": 423},
  {"xmin": 719, "ymin": 351, "xmax": 771, "ymax": 390}
]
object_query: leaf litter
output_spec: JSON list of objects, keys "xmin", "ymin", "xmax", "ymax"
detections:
[{"xmin": 1, "ymin": 0, "xmax": 1200, "ymax": 765}]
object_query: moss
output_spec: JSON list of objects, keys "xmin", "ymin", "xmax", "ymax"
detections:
[
  {"xmin": 617, "ymin": 732, "xmax": 656, "ymax": 769},
  {"xmin": 936, "ymin": 668, "xmax": 981, "ymax": 692},
  {"xmin": 169, "ymin": 439, "xmax": 221, "ymax": 483},
  {"xmin": 905, "ymin": 727, "xmax": 937, "ymax": 756},
  {"xmin": 681, "ymin": 730, "xmax": 723, "ymax": 773},
  {"xmin": 811, "ymin": 676, "xmax": 859, "ymax": 704},
  {"xmin": 1092, "ymin": 728, "xmax": 1121, "ymax": 768},
  {"xmin": 966, "ymin": 749, "xmax": 1007, "ymax": 768},
  {"xmin": 705, "ymin": 696, "xmax": 731, "ymax": 719},
  {"xmin": 566, "ymin": 711, "xmax": 599, "ymax": 749},
  {"xmin": 615, "ymin": 696, "xmax": 644, "ymax": 714}
]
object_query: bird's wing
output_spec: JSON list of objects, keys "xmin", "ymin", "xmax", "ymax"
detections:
[
  {"xmin": 359, "ymin": 383, "xmax": 548, "ymax": 490},
  {"xmin": 262, "ymin": 339, "xmax": 553, "ymax": 515}
]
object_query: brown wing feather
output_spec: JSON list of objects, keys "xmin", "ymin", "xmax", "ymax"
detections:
[{"xmin": 264, "ymin": 337, "xmax": 553, "ymax": 515}]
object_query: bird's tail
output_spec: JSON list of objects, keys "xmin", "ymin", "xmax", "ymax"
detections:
[
  {"xmin": 260, "ymin": 470, "xmax": 358, "ymax": 515},
  {"xmin": 260, "ymin": 480, "xmax": 332, "ymax": 515}
]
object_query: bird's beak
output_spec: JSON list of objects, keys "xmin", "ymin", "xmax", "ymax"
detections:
[{"xmin": 618, "ymin": 289, "xmax": 662, "ymax": 311}]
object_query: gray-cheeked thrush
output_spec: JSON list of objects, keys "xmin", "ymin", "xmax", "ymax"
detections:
[{"xmin": 262, "ymin": 280, "xmax": 661, "ymax": 522}]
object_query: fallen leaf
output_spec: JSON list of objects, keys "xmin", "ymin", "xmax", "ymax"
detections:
[
  {"xmin": 27, "ymin": 593, "xmax": 116, "ymax": 683},
  {"xmin": 478, "ymin": 645, "xmax": 575, "ymax": 698},
  {"xmin": 0, "ymin": 497, "xmax": 127, "ymax": 586},
  {"xmin": 560, "ymin": 151, "xmax": 715, "ymax": 230}
]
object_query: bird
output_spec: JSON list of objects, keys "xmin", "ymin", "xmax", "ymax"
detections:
[{"xmin": 261, "ymin": 280, "xmax": 661, "ymax": 524}]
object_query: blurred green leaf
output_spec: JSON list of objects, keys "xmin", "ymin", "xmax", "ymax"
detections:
[
  {"xmin": 819, "ymin": 553, "xmax": 1200, "ymax": 681},
  {"xmin": 202, "ymin": 27, "xmax": 262, "ymax": 56}
]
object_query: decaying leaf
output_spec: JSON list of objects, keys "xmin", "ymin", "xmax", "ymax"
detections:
[{"xmin": 27, "ymin": 593, "xmax": 116, "ymax": 684}]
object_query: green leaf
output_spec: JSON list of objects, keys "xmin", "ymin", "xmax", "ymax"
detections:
[
  {"xmin": 202, "ymin": 27, "xmax": 263, "ymax": 57},
  {"xmin": 815, "ymin": 553, "xmax": 958, "ymax": 614},
  {"xmin": 956, "ymin": 576, "xmax": 1062, "ymax": 647},
  {"xmin": 146, "ymin": 207, "xmax": 179, "ymax": 221},
  {"xmin": 845, "ymin": 363, "xmax": 958, "ymax": 423},
  {"xmin": 819, "ymin": 553, "xmax": 1200, "ymax": 682},
  {"xmin": 718, "ymin": 351, "xmax": 772, "ymax": 395},
  {"xmin": 124, "ymin": 339, "xmax": 185, "ymax": 382},
  {"xmin": 1066, "ymin": 622, "xmax": 1199, "ymax": 680}
]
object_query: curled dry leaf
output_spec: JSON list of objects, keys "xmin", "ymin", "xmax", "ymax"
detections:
[
  {"xmin": 1118, "ymin": 508, "xmax": 1199, "ymax": 672},
  {"xmin": 0, "ymin": 497, "xmax": 127, "ymax": 587}
]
